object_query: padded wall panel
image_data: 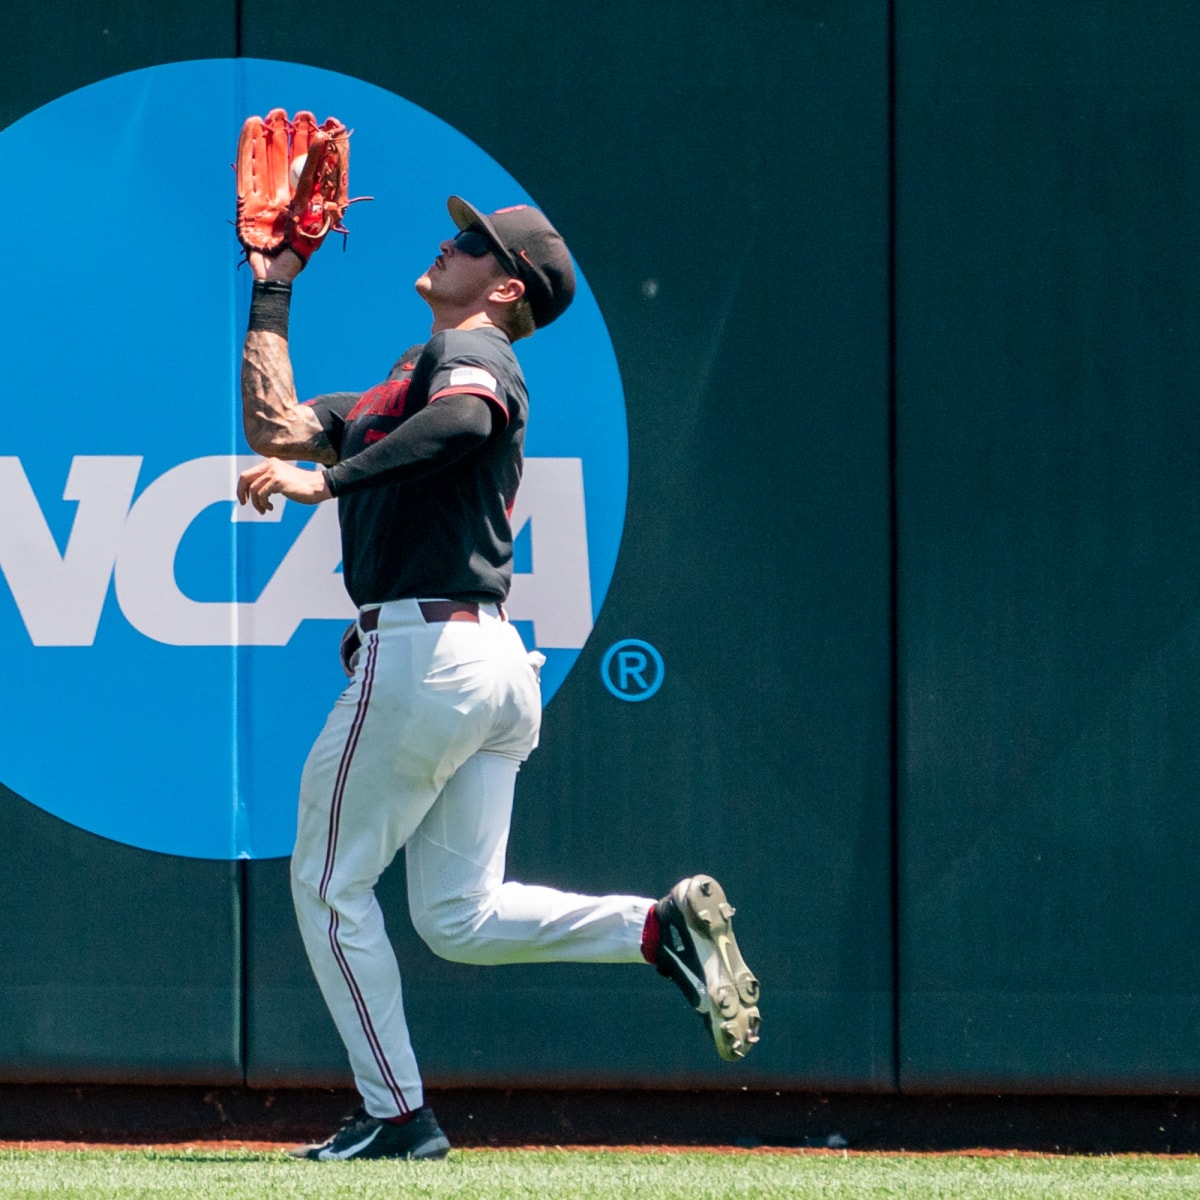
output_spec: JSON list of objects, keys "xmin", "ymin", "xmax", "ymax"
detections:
[
  {"xmin": 895, "ymin": 0, "xmax": 1200, "ymax": 1090},
  {"xmin": 242, "ymin": 0, "xmax": 895, "ymax": 1090},
  {"xmin": 0, "ymin": 0, "xmax": 241, "ymax": 1087},
  {"xmin": 0, "ymin": 787, "xmax": 242, "ymax": 1083}
]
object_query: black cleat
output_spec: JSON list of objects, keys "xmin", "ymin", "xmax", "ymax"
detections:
[
  {"xmin": 654, "ymin": 874, "xmax": 762, "ymax": 1062},
  {"xmin": 288, "ymin": 1104, "xmax": 451, "ymax": 1161}
]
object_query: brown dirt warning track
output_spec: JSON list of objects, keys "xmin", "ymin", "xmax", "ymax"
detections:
[{"xmin": 5, "ymin": 1086, "xmax": 1200, "ymax": 1156}]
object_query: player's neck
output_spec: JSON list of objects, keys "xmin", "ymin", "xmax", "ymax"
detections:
[{"xmin": 429, "ymin": 311, "xmax": 500, "ymax": 336}]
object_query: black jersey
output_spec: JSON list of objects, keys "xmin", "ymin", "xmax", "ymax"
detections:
[{"xmin": 305, "ymin": 326, "xmax": 529, "ymax": 606}]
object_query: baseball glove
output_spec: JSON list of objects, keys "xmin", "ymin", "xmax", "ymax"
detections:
[{"xmin": 235, "ymin": 109, "xmax": 354, "ymax": 263}]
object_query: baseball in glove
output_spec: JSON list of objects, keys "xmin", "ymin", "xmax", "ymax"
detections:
[{"xmin": 235, "ymin": 109, "xmax": 359, "ymax": 264}]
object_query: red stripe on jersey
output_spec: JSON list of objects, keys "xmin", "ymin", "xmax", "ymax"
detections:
[{"xmin": 429, "ymin": 385, "xmax": 509, "ymax": 424}]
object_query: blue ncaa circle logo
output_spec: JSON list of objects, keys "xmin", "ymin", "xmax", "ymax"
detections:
[{"xmin": 0, "ymin": 60, "xmax": 627, "ymax": 860}]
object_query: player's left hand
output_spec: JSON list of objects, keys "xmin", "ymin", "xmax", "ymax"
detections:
[
  {"xmin": 237, "ymin": 458, "xmax": 331, "ymax": 513},
  {"xmin": 247, "ymin": 246, "xmax": 305, "ymax": 283}
]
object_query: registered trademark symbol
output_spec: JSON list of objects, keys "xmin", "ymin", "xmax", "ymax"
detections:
[{"xmin": 600, "ymin": 639, "xmax": 665, "ymax": 702}]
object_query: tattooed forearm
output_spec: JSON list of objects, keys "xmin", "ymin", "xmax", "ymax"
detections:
[{"xmin": 240, "ymin": 330, "xmax": 337, "ymax": 464}]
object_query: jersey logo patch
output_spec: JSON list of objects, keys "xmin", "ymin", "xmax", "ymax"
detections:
[
  {"xmin": 348, "ymin": 379, "xmax": 411, "ymax": 420},
  {"xmin": 449, "ymin": 366, "xmax": 498, "ymax": 393}
]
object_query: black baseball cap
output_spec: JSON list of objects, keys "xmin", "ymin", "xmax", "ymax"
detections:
[{"xmin": 447, "ymin": 196, "xmax": 577, "ymax": 328}]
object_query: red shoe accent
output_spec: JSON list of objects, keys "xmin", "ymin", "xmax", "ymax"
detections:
[
  {"xmin": 384, "ymin": 1110, "xmax": 416, "ymax": 1127},
  {"xmin": 641, "ymin": 906, "xmax": 662, "ymax": 964}
]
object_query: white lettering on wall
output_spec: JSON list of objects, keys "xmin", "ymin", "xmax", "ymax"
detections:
[{"xmin": 0, "ymin": 455, "xmax": 594, "ymax": 649}]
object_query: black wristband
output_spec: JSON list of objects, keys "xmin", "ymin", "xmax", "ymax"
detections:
[{"xmin": 248, "ymin": 279, "xmax": 292, "ymax": 338}]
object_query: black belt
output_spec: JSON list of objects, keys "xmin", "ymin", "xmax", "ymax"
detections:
[{"xmin": 359, "ymin": 601, "xmax": 481, "ymax": 633}]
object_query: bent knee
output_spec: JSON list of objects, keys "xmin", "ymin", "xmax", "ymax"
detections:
[
  {"xmin": 291, "ymin": 858, "xmax": 373, "ymax": 920},
  {"xmin": 412, "ymin": 900, "xmax": 498, "ymax": 965},
  {"xmin": 290, "ymin": 856, "xmax": 321, "ymax": 901}
]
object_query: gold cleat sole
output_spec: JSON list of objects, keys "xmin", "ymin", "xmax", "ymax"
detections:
[{"xmin": 680, "ymin": 874, "xmax": 762, "ymax": 1061}]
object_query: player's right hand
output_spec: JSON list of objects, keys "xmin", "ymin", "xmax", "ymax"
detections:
[{"xmin": 237, "ymin": 458, "xmax": 330, "ymax": 513}]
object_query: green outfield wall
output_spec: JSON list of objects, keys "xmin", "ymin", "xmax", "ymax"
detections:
[
  {"xmin": 0, "ymin": 0, "xmax": 1196, "ymax": 1094},
  {"xmin": 895, "ymin": 0, "xmax": 1200, "ymax": 1091}
]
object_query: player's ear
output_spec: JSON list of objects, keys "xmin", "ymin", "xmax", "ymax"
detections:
[{"xmin": 489, "ymin": 276, "xmax": 525, "ymax": 305}]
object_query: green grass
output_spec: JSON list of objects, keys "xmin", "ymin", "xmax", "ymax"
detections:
[{"xmin": 2, "ymin": 1148, "xmax": 1200, "ymax": 1199}]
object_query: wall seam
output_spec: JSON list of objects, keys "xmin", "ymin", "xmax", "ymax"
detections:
[
  {"xmin": 235, "ymin": 0, "xmax": 246, "ymax": 1087},
  {"xmin": 887, "ymin": 0, "xmax": 903, "ymax": 1097}
]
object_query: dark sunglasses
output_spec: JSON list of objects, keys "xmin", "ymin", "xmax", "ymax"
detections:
[{"xmin": 452, "ymin": 228, "xmax": 494, "ymax": 257}]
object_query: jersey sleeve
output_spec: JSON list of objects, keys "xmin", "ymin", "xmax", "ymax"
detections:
[
  {"xmin": 322, "ymin": 391, "xmax": 493, "ymax": 496},
  {"xmin": 427, "ymin": 359, "xmax": 510, "ymax": 427},
  {"xmin": 302, "ymin": 391, "xmax": 361, "ymax": 458}
]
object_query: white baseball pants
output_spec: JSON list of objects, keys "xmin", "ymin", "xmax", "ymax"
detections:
[{"xmin": 290, "ymin": 598, "xmax": 653, "ymax": 1118}]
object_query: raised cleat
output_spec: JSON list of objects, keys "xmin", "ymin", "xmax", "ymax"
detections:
[{"xmin": 653, "ymin": 874, "xmax": 762, "ymax": 1062}]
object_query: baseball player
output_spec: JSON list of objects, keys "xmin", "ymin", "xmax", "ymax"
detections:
[{"xmin": 236, "ymin": 197, "xmax": 761, "ymax": 1160}]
